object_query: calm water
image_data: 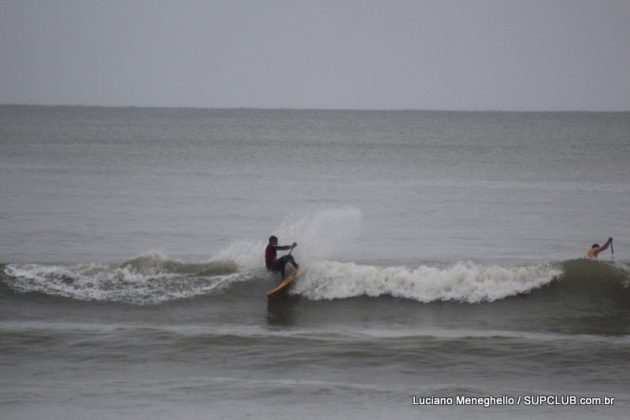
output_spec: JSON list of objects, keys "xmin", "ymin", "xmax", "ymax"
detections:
[{"xmin": 1, "ymin": 106, "xmax": 630, "ymax": 419}]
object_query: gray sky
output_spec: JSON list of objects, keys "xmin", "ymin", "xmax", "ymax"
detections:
[{"xmin": 1, "ymin": 0, "xmax": 629, "ymax": 111}]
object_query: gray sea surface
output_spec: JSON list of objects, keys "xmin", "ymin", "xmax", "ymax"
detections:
[{"xmin": 1, "ymin": 106, "xmax": 630, "ymax": 419}]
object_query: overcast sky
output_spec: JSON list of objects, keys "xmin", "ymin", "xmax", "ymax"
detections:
[{"xmin": 1, "ymin": 0, "xmax": 629, "ymax": 111}]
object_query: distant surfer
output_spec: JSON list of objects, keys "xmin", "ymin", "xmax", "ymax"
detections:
[
  {"xmin": 265, "ymin": 236, "xmax": 299, "ymax": 278},
  {"xmin": 585, "ymin": 237, "xmax": 613, "ymax": 259}
]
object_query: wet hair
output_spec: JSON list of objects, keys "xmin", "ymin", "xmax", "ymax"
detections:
[
  {"xmin": 592, "ymin": 243, "xmax": 599, "ymax": 249},
  {"xmin": 269, "ymin": 236, "xmax": 278, "ymax": 243}
]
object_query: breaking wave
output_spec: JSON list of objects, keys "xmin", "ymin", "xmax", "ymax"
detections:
[
  {"xmin": 2, "ymin": 256, "xmax": 628, "ymax": 305},
  {"xmin": 1, "ymin": 207, "xmax": 628, "ymax": 305},
  {"xmin": 292, "ymin": 260, "xmax": 563, "ymax": 303},
  {"xmin": 1, "ymin": 254, "xmax": 246, "ymax": 304}
]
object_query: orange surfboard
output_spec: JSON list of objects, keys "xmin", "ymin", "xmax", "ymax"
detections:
[{"xmin": 266, "ymin": 268, "xmax": 301, "ymax": 299}]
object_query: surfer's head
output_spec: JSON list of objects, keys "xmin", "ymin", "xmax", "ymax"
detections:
[
  {"xmin": 269, "ymin": 236, "xmax": 278, "ymax": 245},
  {"xmin": 592, "ymin": 243, "xmax": 599, "ymax": 249}
]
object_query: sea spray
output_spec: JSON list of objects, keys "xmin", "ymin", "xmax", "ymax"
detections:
[
  {"xmin": 212, "ymin": 207, "xmax": 363, "ymax": 269},
  {"xmin": 275, "ymin": 207, "xmax": 363, "ymax": 263}
]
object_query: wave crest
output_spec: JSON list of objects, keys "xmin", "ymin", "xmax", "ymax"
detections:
[
  {"xmin": 292, "ymin": 261, "xmax": 563, "ymax": 303},
  {"xmin": 4, "ymin": 254, "xmax": 628, "ymax": 305},
  {"xmin": 2, "ymin": 254, "xmax": 244, "ymax": 304}
]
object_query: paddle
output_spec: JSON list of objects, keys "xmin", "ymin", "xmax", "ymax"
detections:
[{"xmin": 610, "ymin": 238, "xmax": 614, "ymax": 259}]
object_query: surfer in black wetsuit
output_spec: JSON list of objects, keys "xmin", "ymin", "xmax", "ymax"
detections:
[{"xmin": 265, "ymin": 236, "xmax": 299, "ymax": 278}]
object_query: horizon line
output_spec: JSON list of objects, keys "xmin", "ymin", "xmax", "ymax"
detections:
[{"xmin": 1, "ymin": 102, "xmax": 629, "ymax": 114}]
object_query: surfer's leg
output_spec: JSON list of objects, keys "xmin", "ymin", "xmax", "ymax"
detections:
[
  {"xmin": 272, "ymin": 257, "xmax": 287, "ymax": 277},
  {"xmin": 274, "ymin": 255, "xmax": 298, "ymax": 276},
  {"xmin": 280, "ymin": 255, "xmax": 298, "ymax": 270},
  {"xmin": 271, "ymin": 257, "xmax": 285, "ymax": 278},
  {"xmin": 287, "ymin": 255, "xmax": 299, "ymax": 270}
]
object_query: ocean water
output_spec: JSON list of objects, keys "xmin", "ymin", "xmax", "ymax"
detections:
[{"xmin": 1, "ymin": 106, "xmax": 630, "ymax": 419}]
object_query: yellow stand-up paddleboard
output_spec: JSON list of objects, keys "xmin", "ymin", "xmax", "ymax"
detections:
[{"xmin": 266, "ymin": 269, "xmax": 301, "ymax": 299}]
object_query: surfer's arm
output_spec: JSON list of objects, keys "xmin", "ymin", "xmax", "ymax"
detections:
[
  {"xmin": 598, "ymin": 238, "xmax": 613, "ymax": 253},
  {"xmin": 275, "ymin": 245, "xmax": 292, "ymax": 251}
]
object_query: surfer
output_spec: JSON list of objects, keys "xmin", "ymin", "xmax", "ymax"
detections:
[
  {"xmin": 265, "ymin": 236, "xmax": 299, "ymax": 278},
  {"xmin": 585, "ymin": 237, "xmax": 613, "ymax": 259}
]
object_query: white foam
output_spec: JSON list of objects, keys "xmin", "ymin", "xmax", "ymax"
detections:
[
  {"xmin": 292, "ymin": 260, "xmax": 561, "ymax": 303},
  {"xmin": 3, "ymin": 262, "xmax": 244, "ymax": 304}
]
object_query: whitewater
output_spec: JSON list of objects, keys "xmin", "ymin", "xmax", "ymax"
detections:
[{"xmin": 3, "ymin": 208, "xmax": 584, "ymax": 305}]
